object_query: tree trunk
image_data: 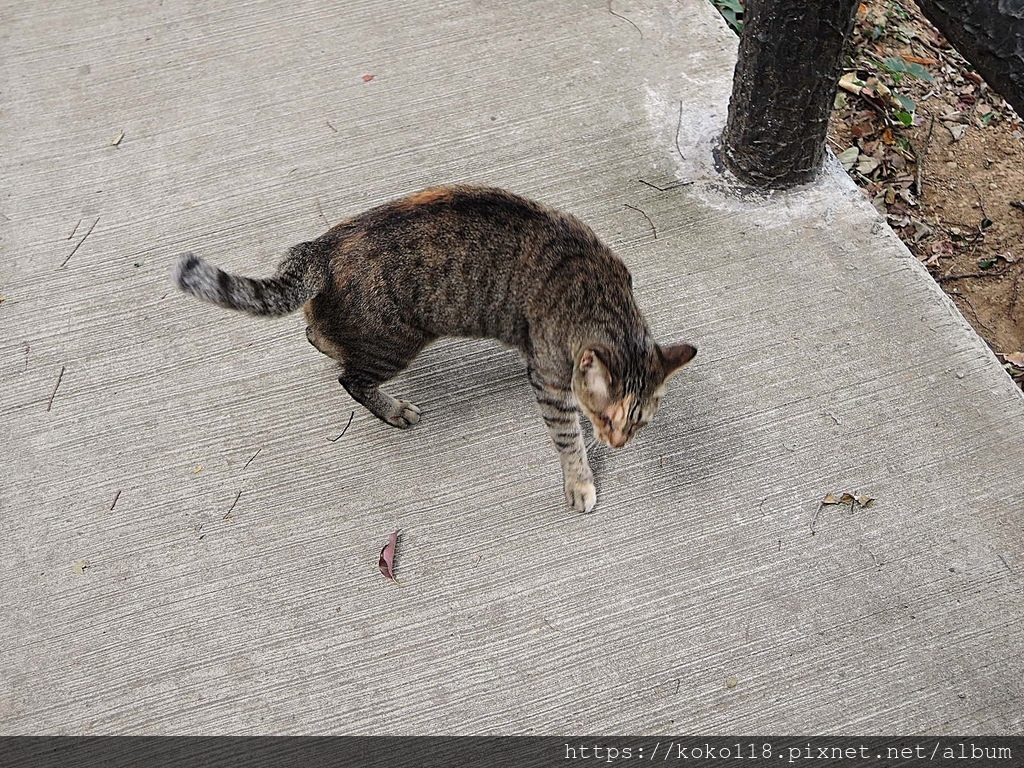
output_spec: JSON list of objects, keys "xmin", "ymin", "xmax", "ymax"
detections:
[
  {"xmin": 914, "ymin": 0, "xmax": 1024, "ymax": 120},
  {"xmin": 721, "ymin": 0, "xmax": 859, "ymax": 188}
]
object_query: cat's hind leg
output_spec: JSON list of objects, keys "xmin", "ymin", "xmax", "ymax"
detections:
[
  {"xmin": 336, "ymin": 335, "xmax": 432, "ymax": 429},
  {"xmin": 339, "ymin": 368, "xmax": 422, "ymax": 428},
  {"xmin": 527, "ymin": 364, "xmax": 596, "ymax": 513}
]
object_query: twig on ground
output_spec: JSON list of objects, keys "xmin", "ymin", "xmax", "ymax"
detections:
[
  {"xmin": 638, "ymin": 178, "xmax": 693, "ymax": 192},
  {"xmin": 326, "ymin": 120, "xmax": 338, "ymax": 133},
  {"xmin": 606, "ymin": 0, "xmax": 642, "ymax": 38},
  {"xmin": 967, "ymin": 180, "xmax": 991, "ymax": 225},
  {"xmin": 623, "ymin": 203, "xmax": 657, "ymax": 240},
  {"xmin": 61, "ymin": 217, "xmax": 99, "ymax": 268},
  {"xmin": 810, "ymin": 501, "xmax": 824, "ymax": 535},
  {"xmin": 225, "ymin": 490, "xmax": 242, "ymax": 516},
  {"xmin": 914, "ymin": 115, "xmax": 935, "ymax": 196},
  {"xmin": 327, "ymin": 411, "xmax": 355, "ymax": 442},
  {"xmin": 674, "ymin": 101, "xmax": 685, "ymax": 162},
  {"xmin": 936, "ymin": 271, "xmax": 1007, "ymax": 282},
  {"xmin": 1009, "ymin": 271, "xmax": 1023, "ymax": 316},
  {"xmin": 243, "ymin": 447, "xmax": 262, "ymax": 470},
  {"xmin": 950, "ymin": 290, "xmax": 994, "ymax": 333},
  {"xmin": 46, "ymin": 365, "xmax": 65, "ymax": 412},
  {"xmin": 110, "ymin": 490, "xmax": 121, "ymax": 511},
  {"xmin": 67, "ymin": 219, "xmax": 82, "ymax": 240}
]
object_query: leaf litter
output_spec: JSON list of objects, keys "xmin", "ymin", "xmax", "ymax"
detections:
[
  {"xmin": 710, "ymin": 1, "xmax": 1024, "ymax": 381},
  {"xmin": 824, "ymin": 0, "xmax": 1024, "ymax": 387}
]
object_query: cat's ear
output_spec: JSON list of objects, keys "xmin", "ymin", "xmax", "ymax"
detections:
[
  {"xmin": 658, "ymin": 342, "xmax": 697, "ymax": 380},
  {"xmin": 579, "ymin": 346, "xmax": 613, "ymax": 403}
]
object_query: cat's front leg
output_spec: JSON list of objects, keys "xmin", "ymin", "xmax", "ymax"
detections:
[{"xmin": 528, "ymin": 366, "xmax": 597, "ymax": 513}]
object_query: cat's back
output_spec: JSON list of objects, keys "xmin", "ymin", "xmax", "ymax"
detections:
[
  {"xmin": 328, "ymin": 185, "xmax": 605, "ymax": 273},
  {"xmin": 320, "ymin": 185, "xmax": 633, "ymax": 343}
]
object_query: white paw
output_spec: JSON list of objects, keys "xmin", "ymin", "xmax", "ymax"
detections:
[
  {"xmin": 565, "ymin": 477, "xmax": 597, "ymax": 513},
  {"xmin": 387, "ymin": 400, "xmax": 421, "ymax": 428}
]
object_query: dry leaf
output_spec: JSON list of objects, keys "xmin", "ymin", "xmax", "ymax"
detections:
[
  {"xmin": 837, "ymin": 146, "xmax": 859, "ymax": 171},
  {"xmin": 378, "ymin": 529, "xmax": 400, "ymax": 584},
  {"xmin": 72, "ymin": 559, "xmax": 90, "ymax": 574},
  {"xmin": 839, "ymin": 72, "xmax": 865, "ymax": 96},
  {"xmin": 362, "ymin": 74, "xmax": 375, "ymax": 82},
  {"xmin": 944, "ymin": 123, "xmax": 967, "ymax": 141},
  {"xmin": 856, "ymin": 155, "xmax": 881, "ymax": 175},
  {"xmin": 1003, "ymin": 352, "xmax": 1024, "ymax": 368},
  {"xmin": 823, "ymin": 492, "xmax": 875, "ymax": 508}
]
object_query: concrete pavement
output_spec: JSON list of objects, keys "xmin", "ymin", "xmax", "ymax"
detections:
[{"xmin": 2, "ymin": 0, "xmax": 1023, "ymax": 734}]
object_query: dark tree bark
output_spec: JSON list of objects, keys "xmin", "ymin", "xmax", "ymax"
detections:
[
  {"xmin": 721, "ymin": 0, "xmax": 859, "ymax": 188},
  {"xmin": 914, "ymin": 0, "xmax": 1024, "ymax": 119}
]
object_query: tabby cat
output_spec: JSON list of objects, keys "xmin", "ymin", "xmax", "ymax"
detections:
[{"xmin": 174, "ymin": 185, "xmax": 696, "ymax": 512}]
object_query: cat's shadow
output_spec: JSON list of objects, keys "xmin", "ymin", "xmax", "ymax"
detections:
[{"xmin": 393, "ymin": 338, "xmax": 533, "ymax": 425}]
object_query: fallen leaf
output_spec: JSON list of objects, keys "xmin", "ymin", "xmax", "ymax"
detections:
[
  {"xmin": 839, "ymin": 72, "xmax": 865, "ymax": 96},
  {"xmin": 856, "ymin": 155, "xmax": 881, "ymax": 175},
  {"xmin": 823, "ymin": 492, "xmax": 875, "ymax": 508},
  {"xmin": 378, "ymin": 529, "xmax": 401, "ymax": 584},
  {"xmin": 944, "ymin": 123, "xmax": 967, "ymax": 141},
  {"xmin": 73, "ymin": 559, "xmax": 90, "ymax": 574},
  {"xmin": 111, "ymin": 130, "xmax": 125, "ymax": 147},
  {"xmin": 362, "ymin": 74, "xmax": 375, "ymax": 82},
  {"xmin": 837, "ymin": 146, "xmax": 859, "ymax": 171},
  {"xmin": 1003, "ymin": 352, "xmax": 1024, "ymax": 368}
]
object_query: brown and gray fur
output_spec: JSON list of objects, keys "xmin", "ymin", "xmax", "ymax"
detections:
[{"xmin": 174, "ymin": 185, "xmax": 696, "ymax": 512}]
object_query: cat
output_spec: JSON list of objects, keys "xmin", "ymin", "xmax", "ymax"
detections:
[{"xmin": 174, "ymin": 185, "xmax": 696, "ymax": 512}]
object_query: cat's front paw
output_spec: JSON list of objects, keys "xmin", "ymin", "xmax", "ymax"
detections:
[
  {"xmin": 385, "ymin": 400, "xmax": 421, "ymax": 428},
  {"xmin": 564, "ymin": 476, "xmax": 597, "ymax": 513}
]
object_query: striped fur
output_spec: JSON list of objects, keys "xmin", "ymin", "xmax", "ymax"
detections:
[{"xmin": 174, "ymin": 185, "xmax": 697, "ymax": 512}]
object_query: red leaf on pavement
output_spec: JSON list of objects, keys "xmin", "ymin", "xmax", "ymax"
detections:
[
  {"xmin": 363, "ymin": 74, "xmax": 375, "ymax": 82},
  {"xmin": 378, "ymin": 529, "xmax": 400, "ymax": 583}
]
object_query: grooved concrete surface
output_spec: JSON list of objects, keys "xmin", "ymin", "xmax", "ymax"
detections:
[{"xmin": 2, "ymin": 0, "xmax": 1023, "ymax": 736}]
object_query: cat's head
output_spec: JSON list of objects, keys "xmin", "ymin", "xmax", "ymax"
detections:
[{"xmin": 572, "ymin": 342, "xmax": 697, "ymax": 449}]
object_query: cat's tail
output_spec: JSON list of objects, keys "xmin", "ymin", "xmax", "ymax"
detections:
[{"xmin": 173, "ymin": 241, "xmax": 330, "ymax": 317}]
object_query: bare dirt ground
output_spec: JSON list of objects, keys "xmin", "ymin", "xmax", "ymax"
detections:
[{"xmin": 826, "ymin": 0, "xmax": 1024, "ymax": 389}]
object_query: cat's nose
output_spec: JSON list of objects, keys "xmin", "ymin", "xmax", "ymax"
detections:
[{"xmin": 609, "ymin": 432, "xmax": 629, "ymax": 449}]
